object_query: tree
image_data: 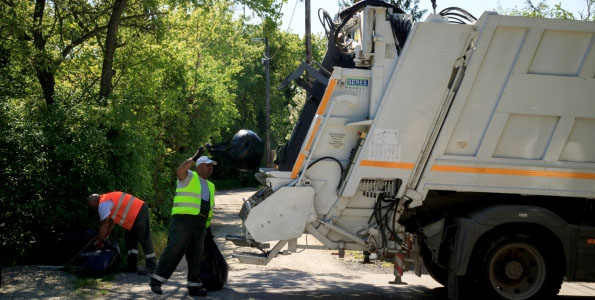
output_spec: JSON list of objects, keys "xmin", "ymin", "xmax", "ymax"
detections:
[
  {"xmin": 99, "ymin": 0, "xmax": 128, "ymax": 100},
  {"xmin": 1, "ymin": 0, "xmax": 109, "ymax": 104},
  {"xmin": 338, "ymin": 0, "xmax": 426, "ymax": 21},
  {"xmin": 578, "ymin": 0, "xmax": 595, "ymax": 20},
  {"xmin": 389, "ymin": 0, "xmax": 425, "ymax": 20},
  {"xmin": 498, "ymin": 0, "xmax": 575, "ymax": 20},
  {"xmin": 0, "ymin": 0, "xmax": 163, "ymax": 105},
  {"xmin": 0, "ymin": 0, "xmax": 287, "ymax": 265}
]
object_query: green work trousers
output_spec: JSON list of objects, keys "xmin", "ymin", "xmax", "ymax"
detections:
[
  {"xmin": 125, "ymin": 203, "xmax": 156, "ymax": 270},
  {"xmin": 152, "ymin": 214, "xmax": 207, "ymax": 287}
]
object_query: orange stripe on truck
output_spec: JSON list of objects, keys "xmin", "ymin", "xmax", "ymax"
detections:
[
  {"xmin": 291, "ymin": 80, "xmax": 338, "ymax": 179},
  {"xmin": 304, "ymin": 119, "xmax": 321, "ymax": 152},
  {"xmin": 431, "ymin": 165, "xmax": 595, "ymax": 180},
  {"xmin": 360, "ymin": 160, "xmax": 415, "ymax": 169},
  {"xmin": 291, "ymin": 153, "xmax": 306, "ymax": 179},
  {"xmin": 316, "ymin": 79, "xmax": 337, "ymax": 115}
]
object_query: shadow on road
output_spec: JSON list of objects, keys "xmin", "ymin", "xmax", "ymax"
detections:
[
  {"xmin": 212, "ymin": 269, "xmax": 447, "ymax": 300},
  {"xmin": 3, "ymin": 188, "xmax": 595, "ymax": 300}
]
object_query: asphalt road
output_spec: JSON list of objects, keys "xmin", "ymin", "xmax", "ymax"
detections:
[
  {"xmin": 157, "ymin": 189, "xmax": 595, "ymax": 300},
  {"xmin": 2, "ymin": 189, "xmax": 595, "ymax": 299}
]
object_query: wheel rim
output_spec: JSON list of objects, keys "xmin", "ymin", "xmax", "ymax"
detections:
[{"xmin": 488, "ymin": 242, "xmax": 546, "ymax": 300}]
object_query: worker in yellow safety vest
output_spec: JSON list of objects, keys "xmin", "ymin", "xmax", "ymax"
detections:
[
  {"xmin": 87, "ymin": 191, "xmax": 157, "ymax": 275},
  {"xmin": 150, "ymin": 146, "xmax": 216, "ymax": 297}
]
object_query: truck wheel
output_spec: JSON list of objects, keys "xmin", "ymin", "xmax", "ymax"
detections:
[
  {"xmin": 469, "ymin": 230, "xmax": 563, "ymax": 300},
  {"xmin": 420, "ymin": 240, "xmax": 448, "ymax": 286}
]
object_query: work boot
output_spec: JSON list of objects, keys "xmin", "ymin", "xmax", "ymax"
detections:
[
  {"xmin": 150, "ymin": 278, "xmax": 162, "ymax": 295},
  {"xmin": 137, "ymin": 269, "xmax": 153, "ymax": 276},
  {"xmin": 188, "ymin": 287, "xmax": 207, "ymax": 297},
  {"xmin": 120, "ymin": 253, "xmax": 137, "ymax": 273},
  {"xmin": 150, "ymin": 284, "xmax": 162, "ymax": 295},
  {"xmin": 138, "ymin": 256, "xmax": 156, "ymax": 275},
  {"xmin": 119, "ymin": 265, "xmax": 137, "ymax": 273}
]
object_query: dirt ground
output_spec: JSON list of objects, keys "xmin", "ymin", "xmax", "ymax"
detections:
[{"xmin": 2, "ymin": 189, "xmax": 595, "ymax": 299}]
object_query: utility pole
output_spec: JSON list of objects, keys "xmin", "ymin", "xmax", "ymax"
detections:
[
  {"xmin": 305, "ymin": 0, "xmax": 312, "ymax": 100},
  {"xmin": 305, "ymin": 0, "xmax": 312, "ymax": 65},
  {"xmin": 264, "ymin": 37, "xmax": 271, "ymax": 167},
  {"xmin": 252, "ymin": 37, "xmax": 272, "ymax": 167}
]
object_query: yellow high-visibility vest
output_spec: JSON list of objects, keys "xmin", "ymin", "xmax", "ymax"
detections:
[{"xmin": 172, "ymin": 171, "xmax": 215, "ymax": 227}]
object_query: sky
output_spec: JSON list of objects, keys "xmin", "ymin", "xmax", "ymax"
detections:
[{"xmin": 280, "ymin": 0, "xmax": 589, "ymax": 35}]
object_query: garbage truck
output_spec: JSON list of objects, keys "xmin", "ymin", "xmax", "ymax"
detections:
[{"xmin": 227, "ymin": 1, "xmax": 595, "ymax": 299}]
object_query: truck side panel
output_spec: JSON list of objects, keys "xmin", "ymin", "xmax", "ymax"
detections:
[{"xmin": 414, "ymin": 15, "xmax": 595, "ymax": 204}]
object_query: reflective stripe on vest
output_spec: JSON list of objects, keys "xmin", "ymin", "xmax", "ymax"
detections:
[
  {"xmin": 99, "ymin": 191, "xmax": 144, "ymax": 230},
  {"xmin": 174, "ymin": 192, "xmax": 201, "ymax": 198},
  {"xmin": 114, "ymin": 195, "xmax": 136, "ymax": 226},
  {"xmin": 172, "ymin": 202, "xmax": 201, "ymax": 209}
]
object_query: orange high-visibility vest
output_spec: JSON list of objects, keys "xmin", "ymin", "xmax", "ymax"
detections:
[{"xmin": 99, "ymin": 191, "xmax": 144, "ymax": 230}]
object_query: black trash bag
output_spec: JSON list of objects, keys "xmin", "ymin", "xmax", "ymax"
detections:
[
  {"xmin": 78, "ymin": 240, "xmax": 120, "ymax": 275},
  {"xmin": 208, "ymin": 129, "xmax": 264, "ymax": 171},
  {"xmin": 199, "ymin": 236, "xmax": 229, "ymax": 291},
  {"xmin": 57, "ymin": 228, "xmax": 98, "ymax": 265}
]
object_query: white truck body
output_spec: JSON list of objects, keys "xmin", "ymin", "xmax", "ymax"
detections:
[{"xmin": 230, "ymin": 4, "xmax": 595, "ymax": 300}]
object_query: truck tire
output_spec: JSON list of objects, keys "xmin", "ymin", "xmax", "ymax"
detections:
[
  {"xmin": 420, "ymin": 240, "xmax": 448, "ymax": 286},
  {"xmin": 466, "ymin": 230, "xmax": 563, "ymax": 300}
]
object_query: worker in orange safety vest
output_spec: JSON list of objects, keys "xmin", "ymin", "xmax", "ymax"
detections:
[{"xmin": 88, "ymin": 191, "xmax": 156, "ymax": 275}]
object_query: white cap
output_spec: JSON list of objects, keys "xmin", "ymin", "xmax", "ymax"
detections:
[{"xmin": 195, "ymin": 156, "xmax": 217, "ymax": 167}]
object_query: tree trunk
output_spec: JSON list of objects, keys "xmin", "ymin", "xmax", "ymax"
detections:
[
  {"xmin": 99, "ymin": 0, "xmax": 127, "ymax": 102},
  {"xmin": 32, "ymin": 0, "xmax": 55, "ymax": 105},
  {"xmin": 34, "ymin": 66, "xmax": 56, "ymax": 105}
]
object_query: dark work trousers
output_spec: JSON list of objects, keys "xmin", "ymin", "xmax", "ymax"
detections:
[
  {"xmin": 125, "ymin": 203, "xmax": 156, "ymax": 270},
  {"xmin": 151, "ymin": 213, "xmax": 207, "ymax": 288}
]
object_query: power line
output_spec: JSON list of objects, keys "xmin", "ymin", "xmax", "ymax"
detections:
[
  {"xmin": 286, "ymin": 0, "xmax": 299, "ymax": 32},
  {"xmin": 267, "ymin": 0, "xmax": 299, "ymax": 61}
]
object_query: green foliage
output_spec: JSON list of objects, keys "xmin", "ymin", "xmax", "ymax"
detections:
[
  {"xmin": 389, "ymin": 0, "xmax": 427, "ymax": 20},
  {"xmin": 149, "ymin": 223, "xmax": 169, "ymax": 258},
  {"xmin": 0, "ymin": 94, "xmax": 112, "ymax": 265},
  {"xmin": 73, "ymin": 272, "xmax": 114, "ymax": 298},
  {"xmin": 0, "ymin": 0, "xmax": 318, "ymax": 265},
  {"xmin": 338, "ymin": 0, "xmax": 427, "ymax": 20},
  {"xmin": 498, "ymin": 0, "xmax": 575, "ymax": 20}
]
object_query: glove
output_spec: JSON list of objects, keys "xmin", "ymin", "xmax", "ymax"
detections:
[{"xmin": 192, "ymin": 146, "xmax": 205, "ymax": 161}]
